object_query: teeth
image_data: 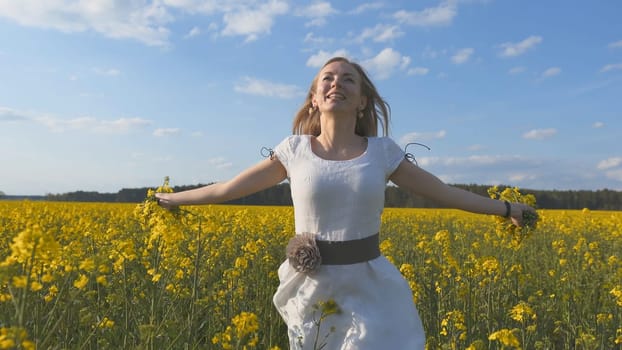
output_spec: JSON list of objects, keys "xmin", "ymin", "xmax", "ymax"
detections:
[{"xmin": 327, "ymin": 93, "xmax": 345, "ymax": 100}]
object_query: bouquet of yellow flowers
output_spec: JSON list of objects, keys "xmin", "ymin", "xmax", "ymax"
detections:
[{"xmin": 487, "ymin": 185, "xmax": 539, "ymax": 245}]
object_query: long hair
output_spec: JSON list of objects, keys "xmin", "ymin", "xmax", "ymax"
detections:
[{"xmin": 292, "ymin": 57, "xmax": 391, "ymax": 137}]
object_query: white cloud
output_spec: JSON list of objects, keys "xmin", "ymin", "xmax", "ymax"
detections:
[
  {"xmin": 100, "ymin": 117, "xmax": 152, "ymax": 133},
  {"xmin": 0, "ymin": 106, "xmax": 30, "ymax": 122},
  {"xmin": 306, "ymin": 49, "xmax": 350, "ymax": 68},
  {"xmin": 451, "ymin": 48, "xmax": 474, "ymax": 64},
  {"xmin": 221, "ymin": 0, "xmax": 288, "ymax": 42},
  {"xmin": 399, "ymin": 130, "xmax": 446, "ymax": 145},
  {"xmin": 410, "ymin": 154, "xmax": 610, "ymax": 189},
  {"xmin": 598, "ymin": 158, "xmax": 622, "ymax": 184},
  {"xmin": 93, "ymin": 67, "xmax": 120, "ymax": 76},
  {"xmin": 424, "ymin": 155, "xmax": 507, "ymax": 167},
  {"xmin": 361, "ymin": 48, "xmax": 411, "ymax": 80},
  {"xmin": 304, "ymin": 32, "xmax": 334, "ymax": 46},
  {"xmin": 508, "ymin": 66, "xmax": 526, "ymax": 74},
  {"xmin": 600, "ymin": 63, "xmax": 622, "ymax": 73},
  {"xmin": 421, "ymin": 46, "xmax": 446, "ymax": 59},
  {"xmin": 184, "ymin": 26, "xmax": 201, "ymax": 38},
  {"xmin": 209, "ymin": 157, "xmax": 233, "ymax": 169},
  {"xmin": 161, "ymin": 0, "xmax": 220, "ymax": 13},
  {"xmin": 165, "ymin": 1, "xmax": 290, "ymax": 41},
  {"xmin": 608, "ymin": 40, "xmax": 622, "ymax": 49},
  {"xmin": 408, "ymin": 67, "xmax": 429, "ymax": 76},
  {"xmin": 597, "ymin": 157, "xmax": 622, "ymax": 170},
  {"xmin": 394, "ymin": 2, "xmax": 457, "ymax": 27},
  {"xmin": 541, "ymin": 67, "xmax": 561, "ymax": 78},
  {"xmin": 296, "ymin": 1, "xmax": 337, "ymax": 27},
  {"xmin": 356, "ymin": 24, "xmax": 404, "ymax": 43},
  {"xmin": 0, "ymin": 0, "xmax": 173, "ymax": 46},
  {"xmin": 593, "ymin": 121, "xmax": 604, "ymax": 128},
  {"xmin": 349, "ymin": 2, "xmax": 384, "ymax": 15},
  {"xmin": 1, "ymin": 106, "xmax": 153, "ymax": 133},
  {"xmin": 37, "ymin": 116, "xmax": 152, "ymax": 133},
  {"xmin": 153, "ymin": 127, "xmax": 181, "ymax": 137},
  {"xmin": 234, "ymin": 77, "xmax": 304, "ymax": 98},
  {"xmin": 0, "ymin": 0, "xmax": 299, "ymax": 45},
  {"xmin": 604, "ymin": 168, "xmax": 622, "ymax": 182},
  {"xmin": 468, "ymin": 144, "xmax": 485, "ymax": 152},
  {"xmin": 498, "ymin": 35, "xmax": 542, "ymax": 57},
  {"xmin": 509, "ymin": 173, "xmax": 537, "ymax": 183},
  {"xmin": 522, "ymin": 128, "xmax": 557, "ymax": 140}
]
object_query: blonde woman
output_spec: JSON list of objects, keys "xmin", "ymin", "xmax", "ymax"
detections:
[{"xmin": 156, "ymin": 57, "xmax": 536, "ymax": 349}]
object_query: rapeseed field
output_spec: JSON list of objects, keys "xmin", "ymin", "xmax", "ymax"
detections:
[{"xmin": 0, "ymin": 185, "xmax": 620, "ymax": 349}]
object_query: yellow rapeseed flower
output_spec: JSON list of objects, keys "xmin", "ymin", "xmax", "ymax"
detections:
[
  {"xmin": 481, "ymin": 257, "xmax": 499, "ymax": 275},
  {"xmin": 98, "ymin": 317, "xmax": 115, "ymax": 328},
  {"xmin": 509, "ymin": 301, "xmax": 536, "ymax": 323},
  {"xmin": 96, "ymin": 275, "xmax": 108, "ymax": 286},
  {"xmin": 79, "ymin": 258, "xmax": 96, "ymax": 272},
  {"xmin": 21, "ymin": 340, "xmax": 36, "ymax": 350},
  {"xmin": 73, "ymin": 274, "xmax": 89, "ymax": 289},
  {"xmin": 12, "ymin": 275, "xmax": 28, "ymax": 288},
  {"xmin": 30, "ymin": 281, "xmax": 43, "ymax": 292},
  {"xmin": 41, "ymin": 273, "xmax": 54, "ymax": 283},
  {"xmin": 608, "ymin": 255, "xmax": 618, "ymax": 267},
  {"xmin": 489, "ymin": 328, "xmax": 520, "ymax": 348},
  {"xmin": 0, "ymin": 338, "xmax": 15, "ymax": 349}
]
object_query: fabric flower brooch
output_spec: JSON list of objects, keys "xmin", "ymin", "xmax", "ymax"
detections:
[{"xmin": 286, "ymin": 233, "xmax": 322, "ymax": 273}]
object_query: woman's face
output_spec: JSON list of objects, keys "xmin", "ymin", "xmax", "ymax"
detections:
[{"xmin": 312, "ymin": 60, "xmax": 367, "ymax": 117}]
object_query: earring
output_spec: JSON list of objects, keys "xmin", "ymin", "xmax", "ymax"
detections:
[
  {"xmin": 308, "ymin": 105, "xmax": 316, "ymax": 117},
  {"xmin": 357, "ymin": 109, "xmax": 364, "ymax": 119}
]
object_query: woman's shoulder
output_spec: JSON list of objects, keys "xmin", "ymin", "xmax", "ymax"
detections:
[
  {"xmin": 283, "ymin": 134, "xmax": 309, "ymax": 142},
  {"xmin": 275, "ymin": 134, "xmax": 310, "ymax": 153},
  {"xmin": 280, "ymin": 134, "xmax": 309, "ymax": 146},
  {"xmin": 368, "ymin": 136, "xmax": 400, "ymax": 148},
  {"xmin": 368, "ymin": 136, "xmax": 404, "ymax": 157}
]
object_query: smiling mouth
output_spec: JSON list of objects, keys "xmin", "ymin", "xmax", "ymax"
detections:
[{"xmin": 326, "ymin": 93, "xmax": 345, "ymax": 100}]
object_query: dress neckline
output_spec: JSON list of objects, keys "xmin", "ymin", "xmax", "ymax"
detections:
[{"xmin": 306, "ymin": 135, "xmax": 369, "ymax": 162}]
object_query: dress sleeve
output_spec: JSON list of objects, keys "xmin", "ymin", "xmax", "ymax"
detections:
[
  {"xmin": 273, "ymin": 136, "xmax": 294, "ymax": 175},
  {"xmin": 383, "ymin": 137, "xmax": 406, "ymax": 177}
]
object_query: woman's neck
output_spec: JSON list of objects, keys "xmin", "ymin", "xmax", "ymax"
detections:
[
  {"xmin": 317, "ymin": 112, "xmax": 358, "ymax": 146},
  {"xmin": 314, "ymin": 113, "xmax": 366, "ymax": 160}
]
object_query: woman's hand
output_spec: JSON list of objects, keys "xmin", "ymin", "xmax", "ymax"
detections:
[
  {"xmin": 155, "ymin": 193, "xmax": 178, "ymax": 210},
  {"xmin": 508, "ymin": 202, "xmax": 539, "ymax": 227}
]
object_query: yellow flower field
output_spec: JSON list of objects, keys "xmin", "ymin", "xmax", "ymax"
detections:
[{"xmin": 0, "ymin": 192, "xmax": 621, "ymax": 349}]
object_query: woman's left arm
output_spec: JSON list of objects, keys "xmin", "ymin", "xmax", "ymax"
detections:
[{"xmin": 389, "ymin": 159, "xmax": 536, "ymax": 226}]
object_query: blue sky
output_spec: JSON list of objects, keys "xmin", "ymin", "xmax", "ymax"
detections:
[{"xmin": 1, "ymin": 0, "xmax": 621, "ymax": 196}]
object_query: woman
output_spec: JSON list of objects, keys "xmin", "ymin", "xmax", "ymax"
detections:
[{"xmin": 155, "ymin": 57, "xmax": 537, "ymax": 349}]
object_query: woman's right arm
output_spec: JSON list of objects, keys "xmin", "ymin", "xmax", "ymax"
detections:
[{"xmin": 154, "ymin": 157, "xmax": 287, "ymax": 209}]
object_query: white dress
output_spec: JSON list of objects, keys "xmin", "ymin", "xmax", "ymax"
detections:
[{"xmin": 272, "ymin": 135, "xmax": 426, "ymax": 350}]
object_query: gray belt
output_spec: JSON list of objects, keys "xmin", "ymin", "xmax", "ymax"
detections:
[{"xmin": 316, "ymin": 233, "xmax": 380, "ymax": 265}]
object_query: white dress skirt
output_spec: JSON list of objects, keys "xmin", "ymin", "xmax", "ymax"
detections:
[{"xmin": 272, "ymin": 135, "xmax": 426, "ymax": 349}]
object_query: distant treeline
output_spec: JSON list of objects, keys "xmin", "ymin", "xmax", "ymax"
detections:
[{"xmin": 24, "ymin": 183, "xmax": 622, "ymax": 210}]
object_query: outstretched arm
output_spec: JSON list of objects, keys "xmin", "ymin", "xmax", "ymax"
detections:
[
  {"xmin": 389, "ymin": 159, "xmax": 536, "ymax": 226},
  {"xmin": 155, "ymin": 157, "xmax": 287, "ymax": 208}
]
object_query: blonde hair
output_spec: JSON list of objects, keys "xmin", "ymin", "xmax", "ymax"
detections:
[{"xmin": 292, "ymin": 57, "xmax": 391, "ymax": 137}]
